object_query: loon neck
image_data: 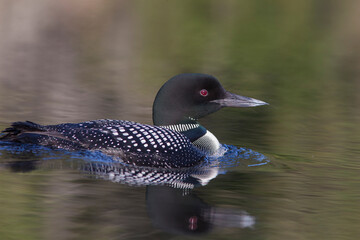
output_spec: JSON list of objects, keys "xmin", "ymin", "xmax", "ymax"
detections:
[
  {"xmin": 159, "ymin": 117, "xmax": 200, "ymax": 138},
  {"xmin": 160, "ymin": 118, "xmax": 220, "ymax": 154}
]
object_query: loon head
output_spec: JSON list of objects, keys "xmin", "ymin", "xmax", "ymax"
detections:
[{"xmin": 152, "ymin": 73, "xmax": 267, "ymax": 126}]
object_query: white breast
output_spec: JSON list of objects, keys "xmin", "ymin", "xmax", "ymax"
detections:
[{"xmin": 192, "ymin": 130, "xmax": 220, "ymax": 155}]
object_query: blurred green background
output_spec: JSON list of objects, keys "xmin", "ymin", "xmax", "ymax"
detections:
[{"xmin": 0, "ymin": 0, "xmax": 360, "ymax": 239}]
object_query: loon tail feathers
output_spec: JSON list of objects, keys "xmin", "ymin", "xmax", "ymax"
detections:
[
  {"xmin": 1, "ymin": 121, "xmax": 85, "ymax": 150},
  {"xmin": 1, "ymin": 121, "xmax": 48, "ymax": 142},
  {"xmin": 1, "ymin": 121, "xmax": 46, "ymax": 140},
  {"xmin": 12, "ymin": 121, "xmax": 45, "ymax": 130}
]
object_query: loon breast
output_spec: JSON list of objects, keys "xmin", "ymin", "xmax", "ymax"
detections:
[
  {"xmin": 160, "ymin": 124, "xmax": 221, "ymax": 155},
  {"xmin": 192, "ymin": 130, "xmax": 220, "ymax": 155}
]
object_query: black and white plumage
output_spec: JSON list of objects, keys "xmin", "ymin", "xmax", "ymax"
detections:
[
  {"xmin": 0, "ymin": 73, "xmax": 268, "ymax": 168},
  {"xmin": 82, "ymin": 161, "xmax": 219, "ymax": 189},
  {"xmin": 1, "ymin": 120, "xmax": 204, "ymax": 168}
]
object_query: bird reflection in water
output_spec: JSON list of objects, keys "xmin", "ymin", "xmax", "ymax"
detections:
[
  {"xmin": 73, "ymin": 156, "xmax": 256, "ymax": 234},
  {"xmin": 146, "ymin": 186, "xmax": 255, "ymax": 235},
  {"xmin": 0, "ymin": 143, "xmax": 263, "ymax": 235}
]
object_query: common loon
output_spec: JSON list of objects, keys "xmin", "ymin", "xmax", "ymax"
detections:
[{"xmin": 0, "ymin": 73, "xmax": 267, "ymax": 168}]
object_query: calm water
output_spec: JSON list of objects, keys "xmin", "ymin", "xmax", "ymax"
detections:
[{"xmin": 1, "ymin": 1, "xmax": 360, "ymax": 239}]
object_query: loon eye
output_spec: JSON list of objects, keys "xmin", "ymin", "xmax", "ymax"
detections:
[{"xmin": 199, "ymin": 89, "xmax": 208, "ymax": 97}]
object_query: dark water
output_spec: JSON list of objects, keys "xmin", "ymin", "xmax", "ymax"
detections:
[{"xmin": 1, "ymin": 1, "xmax": 360, "ymax": 239}]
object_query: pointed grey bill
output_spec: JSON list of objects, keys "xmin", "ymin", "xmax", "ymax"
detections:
[{"xmin": 211, "ymin": 91, "xmax": 268, "ymax": 107}]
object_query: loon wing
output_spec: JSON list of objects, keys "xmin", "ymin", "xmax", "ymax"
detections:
[{"xmin": 1, "ymin": 120, "xmax": 205, "ymax": 168}]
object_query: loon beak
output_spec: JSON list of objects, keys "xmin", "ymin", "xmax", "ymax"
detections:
[{"xmin": 211, "ymin": 91, "xmax": 268, "ymax": 107}]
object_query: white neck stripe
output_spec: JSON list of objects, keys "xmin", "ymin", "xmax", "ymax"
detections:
[{"xmin": 160, "ymin": 123, "xmax": 200, "ymax": 132}]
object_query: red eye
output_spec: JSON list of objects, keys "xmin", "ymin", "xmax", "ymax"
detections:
[{"xmin": 200, "ymin": 89, "xmax": 208, "ymax": 97}]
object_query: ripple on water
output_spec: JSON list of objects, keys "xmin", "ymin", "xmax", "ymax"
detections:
[{"xmin": 207, "ymin": 144, "xmax": 270, "ymax": 169}]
